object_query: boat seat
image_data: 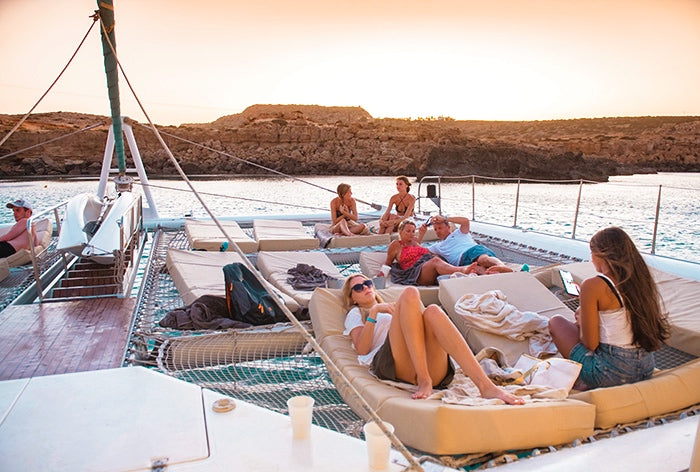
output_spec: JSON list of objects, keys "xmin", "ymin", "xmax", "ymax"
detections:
[
  {"xmin": 359, "ymin": 251, "xmax": 440, "ymax": 306},
  {"xmin": 309, "ymin": 287, "xmax": 594, "ymax": 455},
  {"xmin": 257, "ymin": 251, "xmax": 342, "ymax": 308},
  {"xmin": 252, "ymin": 220, "xmax": 318, "ymax": 251},
  {"xmin": 0, "ymin": 218, "xmax": 53, "ymax": 268},
  {"xmin": 166, "ymin": 248, "xmax": 299, "ymax": 312},
  {"xmin": 184, "ymin": 219, "xmax": 258, "ymax": 253},
  {"xmin": 0, "ymin": 259, "xmax": 8, "ymax": 283},
  {"xmin": 439, "ymin": 271, "xmax": 575, "ymax": 366},
  {"xmin": 313, "ymin": 223, "xmax": 390, "ymax": 249}
]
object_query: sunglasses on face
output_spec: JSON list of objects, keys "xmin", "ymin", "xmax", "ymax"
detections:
[{"xmin": 351, "ymin": 279, "xmax": 374, "ymax": 292}]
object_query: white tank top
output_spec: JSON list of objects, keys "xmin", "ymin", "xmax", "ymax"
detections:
[{"xmin": 597, "ymin": 275, "xmax": 635, "ymax": 348}]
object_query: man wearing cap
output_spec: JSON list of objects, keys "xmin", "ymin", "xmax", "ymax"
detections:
[
  {"xmin": 0, "ymin": 199, "xmax": 37, "ymax": 258},
  {"xmin": 417, "ymin": 215, "xmax": 513, "ymax": 275}
]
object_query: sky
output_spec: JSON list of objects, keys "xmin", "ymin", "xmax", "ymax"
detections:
[{"xmin": 1, "ymin": 0, "xmax": 699, "ymax": 126}]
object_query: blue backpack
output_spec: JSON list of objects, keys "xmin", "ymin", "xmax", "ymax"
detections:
[{"xmin": 223, "ymin": 263, "xmax": 287, "ymax": 326}]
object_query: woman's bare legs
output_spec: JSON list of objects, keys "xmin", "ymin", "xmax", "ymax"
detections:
[
  {"xmin": 331, "ymin": 219, "xmax": 354, "ymax": 236},
  {"xmin": 548, "ymin": 314, "xmax": 581, "ymax": 358},
  {"xmin": 389, "ymin": 287, "xmax": 525, "ymax": 404},
  {"xmin": 416, "ymin": 257, "xmax": 471, "ymax": 285}
]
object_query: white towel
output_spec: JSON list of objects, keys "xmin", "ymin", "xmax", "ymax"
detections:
[{"xmin": 454, "ymin": 290, "xmax": 557, "ymax": 357}]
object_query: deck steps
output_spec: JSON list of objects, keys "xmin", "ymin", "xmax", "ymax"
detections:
[{"xmin": 48, "ymin": 255, "xmax": 129, "ymax": 300}]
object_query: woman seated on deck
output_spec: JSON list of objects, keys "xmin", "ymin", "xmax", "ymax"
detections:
[
  {"xmin": 378, "ymin": 176, "xmax": 416, "ymax": 234},
  {"xmin": 548, "ymin": 226, "xmax": 670, "ymax": 390},
  {"xmin": 329, "ymin": 183, "xmax": 369, "ymax": 237},
  {"xmin": 385, "ymin": 219, "xmax": 471, "ymax": 286},
  {"xmin": 342, "ymin": 274, "xmax": 524, "ymax": 403}
]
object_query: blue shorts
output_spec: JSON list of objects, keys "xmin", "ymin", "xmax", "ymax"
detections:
[
  {"xmin": 458, "ymin": 245, "xmax": 496, "ymax": 266},
  {"xmin": 570, "ymin": 342, "xmax": 655, "ymax": 389}
]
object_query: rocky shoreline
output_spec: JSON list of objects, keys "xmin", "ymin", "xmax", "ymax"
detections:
[{"xmin": 1, "ymin": 105, "xmax": 698, "ymax": 181}]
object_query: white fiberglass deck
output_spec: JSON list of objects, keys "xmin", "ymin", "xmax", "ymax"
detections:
[{"xmin": 0, "ymin": 367, "xmax": 411, "ymax": 472}]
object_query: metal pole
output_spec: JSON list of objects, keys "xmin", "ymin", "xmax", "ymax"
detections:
[
  {"xmin": 572, "ymin": 179, "xmax": 583, "ymax": 239},
  {"xmin": 471, "ymin": 175, "xmax": 475, "ymax": 221},
  {"xmin": 513, "ymin": 178, "xmax": 521, "ymax": 227},
  {"xmin": 651, "ymin": 185, "xmax": 662, "ymax": 254}
]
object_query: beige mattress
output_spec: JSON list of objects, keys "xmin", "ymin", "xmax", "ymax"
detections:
[
  {"xmin": 359, "ymin": 251, "xmax": 440, "ymax": 306},
  {"xmin": 166, "ymin": 248, "xmax": 299, "ymax": 312},
  {"xmin": 550, "ymin": 261, "xmax": 700, "ymax": 356},
  {"xmin": 444, "ymin": 264, "xmax": 700, "ymax": 431},
  {"xmin": 184, "ymin": 219, "xmax": 258, "ymax": 253},
  {"xmin": 314, "ymin": 223, "xmax": 391, "ymax": 248},
  {"xmin": 253, "ymin": 220, "xmax": 319, "ymax": 251},
  {"xmin": 0, "ymin": 218, "xmax": 52, "ymax": 267},
  {"xmin": 439, "ymin": 271, "xmax": 574, "ymax": 366},
  {"xmin": 257, "ymin": 251, "xmax": 342, "ymax": 308},
  {"xmin": 309, "ymin": 287, "xmax": 594, "ymax": 455}
]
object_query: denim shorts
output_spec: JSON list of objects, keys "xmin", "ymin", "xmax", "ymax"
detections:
[
  {"xmin": 570, "ymin": 342, "xmax": 655, "ymax": 389},
  {"xmin": 370, "ymin": 336, "xmax": 455, "ymax": 389},
  {"xmin": 458, "ymin": 245, "xmax": 497, "ymax": 265}
]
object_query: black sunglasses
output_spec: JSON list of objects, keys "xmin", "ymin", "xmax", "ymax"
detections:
[{"xmin": 351, "ymin": 279, "xmax": 373, "ymax": 292}]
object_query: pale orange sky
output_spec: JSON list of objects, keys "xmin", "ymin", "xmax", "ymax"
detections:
[{"xmin": 1, "ymin": 0, "xmax": 699, "ymax": 125}]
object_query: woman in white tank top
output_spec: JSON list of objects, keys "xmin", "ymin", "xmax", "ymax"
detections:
[{"xmin": 548, "ymin": 227, "xmax": 670, "ymax": 389}]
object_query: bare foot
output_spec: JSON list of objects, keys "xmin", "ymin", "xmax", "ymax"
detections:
[
  {"xmin": 481, "ymin": 384, "xmax": 525, "ymax": 405},
  {"xmin": 411, "ymin": 380, "xmax": 433, "ymax": 400}
]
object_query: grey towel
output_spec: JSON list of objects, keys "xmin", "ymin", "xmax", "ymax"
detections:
[{"xmin": 287, "ymin": 263, "xmax": 332, "ymax": 291}]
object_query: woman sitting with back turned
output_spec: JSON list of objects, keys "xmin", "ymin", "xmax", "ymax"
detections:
[
  {"xmin": 342, "ymin": 274, "xmax": 525, "ymax": 402},
  {"xmin": 549, "ymin": 226, "xmax": 670, "ymax": 390},
  {"xmin": 378, "ymin": 176, "xmax": 415, "ymax": 234},
  {"xmin": 386, "ymin": 219, "xmax": 471, "ymax": 285},
  {"xmin": 330, "ymin": 183, "xmax": 368, "ymax": 237}
]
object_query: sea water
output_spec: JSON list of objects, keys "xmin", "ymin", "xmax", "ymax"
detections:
[{"xmin": 1, "ymin": 173, "xmax": 698, "ymax": 263}]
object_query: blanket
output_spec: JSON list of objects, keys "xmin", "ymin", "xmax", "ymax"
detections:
[
  {"xmin": 314, "ymin": 224, "xmax": 334, "ymax": 248},
  {"xmin": 159, "ymin": 295, "xmax": 252, "ymax": 330},
  {"xmin": 287, "ymin": 263, "xmax": 332, "ymax": 291},
  {"xmin": 453, "ymin": 290, "xmax": 557, "ymax": 357}
]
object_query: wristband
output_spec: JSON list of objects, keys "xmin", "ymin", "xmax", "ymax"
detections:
[{"xmin": 366, "ymin": 317, "xmax": 377, "ymax": 324}]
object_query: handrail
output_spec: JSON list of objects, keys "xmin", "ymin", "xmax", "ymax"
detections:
[{"xmin": 415, "ymin": 174, "xmax": 697, "ymax": 260}]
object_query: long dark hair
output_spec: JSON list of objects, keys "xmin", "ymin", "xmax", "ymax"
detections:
[{"xmin": 590, "ymin": 227, "xmax": 669, "ymax": 351}]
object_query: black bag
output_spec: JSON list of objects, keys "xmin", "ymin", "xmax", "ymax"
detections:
[{"xmin": 223, "ymin": 262, "xmax": 287, "ymax": 325}]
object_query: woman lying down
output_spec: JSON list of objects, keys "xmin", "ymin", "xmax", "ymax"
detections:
[{"xmin": 342, "ymin": 274, "xmax": 524, "ymax": 404}]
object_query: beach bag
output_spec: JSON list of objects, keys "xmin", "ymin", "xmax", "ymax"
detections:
[
  {"xmin": 513, "ymin": 354, "xmax": 582, "ymax": 393},
  {"xmin": 223, "ymin": 262, "xmax": 286, "ymax": 325}
]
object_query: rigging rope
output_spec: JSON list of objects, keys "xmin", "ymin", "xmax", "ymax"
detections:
[
  {"xmin": 138, "ymin": 124, "xmax": 383, "ymax": 211},
  {"xmin": 95, "ymin": 13, "xmax": 421, "ymax": 470},
  {"xmin": 0, "ymin": 123, "xmax": 104, "ymax": 161},
  {"xmin": 0, "ymin": 15, "xmax": 98, "ymax": 149}
]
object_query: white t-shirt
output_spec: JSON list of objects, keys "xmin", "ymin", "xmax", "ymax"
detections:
[
  {"xmin": 343, "ymin": 306, "xmax": 392, "ymax": 366},
  {"xmin": 429, "ymin": 229, "xmax": 477, "ymax": 266}
]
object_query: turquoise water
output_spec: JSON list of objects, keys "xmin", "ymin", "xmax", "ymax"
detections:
[{"xmin": 1, "ymin": 173, "xmax": 698, "ymax": 263}]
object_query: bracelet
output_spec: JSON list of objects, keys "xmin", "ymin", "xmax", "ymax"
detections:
[{"xmin": 366, "ymin": 317, "xmax": 377, "ymax": 324}]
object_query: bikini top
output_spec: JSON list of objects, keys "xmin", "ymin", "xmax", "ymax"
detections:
[{"xmin": 393, "ymin": 194, "xmax": 411, "ymax": 216}]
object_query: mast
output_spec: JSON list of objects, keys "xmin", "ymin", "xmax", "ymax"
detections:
[{"xmin": 96, "ymin": 0, "xmax": 131, "ymax": 192}]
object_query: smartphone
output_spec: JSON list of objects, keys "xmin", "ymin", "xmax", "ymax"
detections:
[{"xmin": 559, "ymin": 269, "xmax": 579, "ymax": 296}]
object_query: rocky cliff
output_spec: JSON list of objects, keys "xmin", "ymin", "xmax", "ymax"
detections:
[{"xmin": 1, "ymin": 106, "xmax": 698, "ymax": 181}]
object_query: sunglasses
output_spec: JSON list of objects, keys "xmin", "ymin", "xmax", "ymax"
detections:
[{"xmin": 351, "ymin": 279, "xmax": 374, "ymax": 292}]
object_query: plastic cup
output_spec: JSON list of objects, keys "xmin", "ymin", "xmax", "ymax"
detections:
[
  {"xmin": 380, "ymin": 265, "xmax": 392, "ymax": 277},
  {"xmin": 363, "ymin": 420, "xmax": 394, "ymax": 470},
  {"xmin": 287, "ymin": 395, "xmax": 314, "ymax": 439}
]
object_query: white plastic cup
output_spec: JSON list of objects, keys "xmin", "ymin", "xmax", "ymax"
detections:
[
  {"xmin": 363, "ymin": 420, "xmax": 394, "ymax": 470},
  {"xmin": 379, "ymin": 265, "xmax": 392, "ymax": 277},
  {"xmin": 287, "ymin": 395, "xmax": 314, "ymax": 439}
]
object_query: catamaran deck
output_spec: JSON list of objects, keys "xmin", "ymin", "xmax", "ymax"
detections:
[{"xmin": 0, "ymin": 298, "xmax": 134, "ymax": 380}]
